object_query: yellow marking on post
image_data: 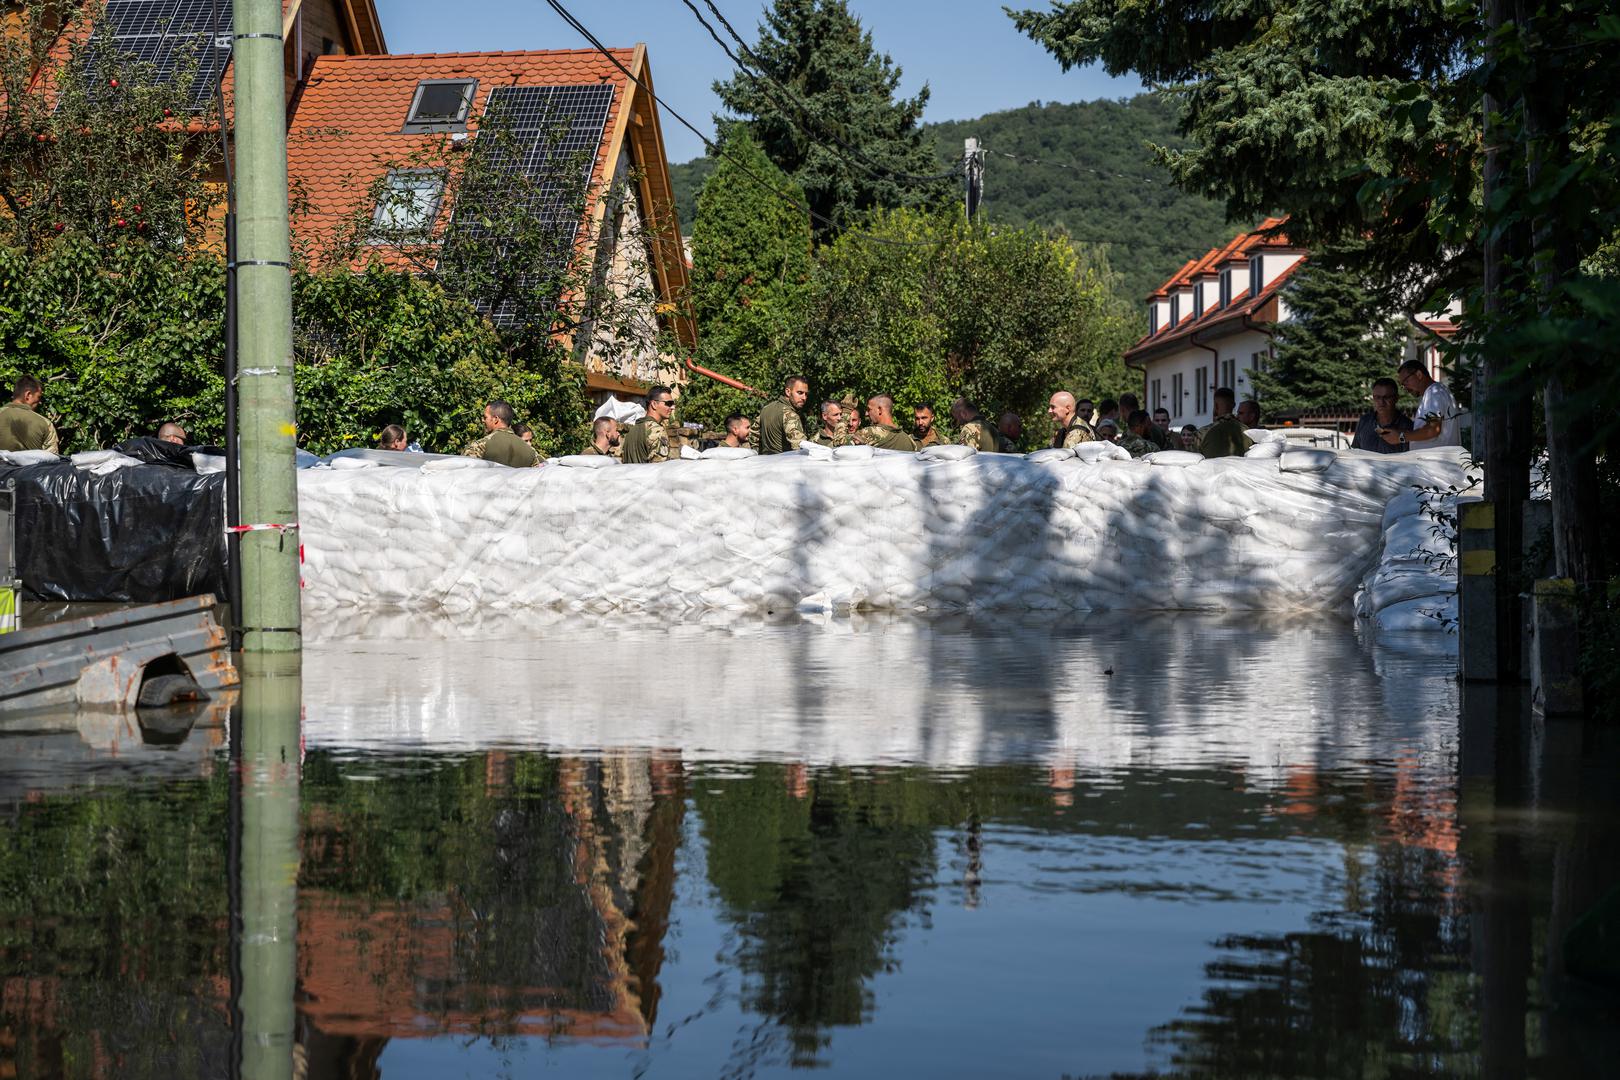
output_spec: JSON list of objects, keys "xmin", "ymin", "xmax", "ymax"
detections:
[
  {"xmin": 1461, "ymin": 550, "xmax": 1496, "ymax": 576},
  {"xmin": 279, "ymin": 423, "xmax": 297, "ymax": 437},
  {"xmin": 1533, "ymin": 577, "xmax": 1575, "ymax": 596},
  {"xmin": 1460, "ymin": 502, "xmax": 1496, "ymax": 530}
]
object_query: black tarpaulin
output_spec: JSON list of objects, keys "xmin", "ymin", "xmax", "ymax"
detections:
[{"xmin": 0, "ymin": 460, "xmax": 226, "ymax": 602}]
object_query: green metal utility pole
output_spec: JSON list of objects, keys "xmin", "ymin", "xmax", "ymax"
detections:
[{"xmin": 231, "ymin": 0, "xmax": 301, "ymax": 653}]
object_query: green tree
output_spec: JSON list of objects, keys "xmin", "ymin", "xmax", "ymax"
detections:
[
  {"xmin": 713, "ymin": 0, "xmax": 951, "ymax": 242},
  {"xmin": 681, "ymin": 128, "xmax": 813, "ymax": 428},
  {"xmin": 1254, "ymin": 246, "xmax": 1407, "ymax": 414},
  {"xmin": 0, "ymin": 0, "xmax": 222, "ymax": 251},
  {"xmin": 1012, "ymin": 0, "xmax": 1620, "ymax": 698},
  {"xmin": 792, "ymin": 209, "xmax": 1137, "ymax": 433}
]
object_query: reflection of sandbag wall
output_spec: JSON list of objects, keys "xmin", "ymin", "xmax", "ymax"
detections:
[{"xmin": 0, "ymin": 447, "xmax": 228, "ymax": 603}]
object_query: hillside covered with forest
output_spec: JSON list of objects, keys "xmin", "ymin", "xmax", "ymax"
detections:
[{"xmin": 667, "ymin": 93, "xmax": 1241, "ymax": 302}]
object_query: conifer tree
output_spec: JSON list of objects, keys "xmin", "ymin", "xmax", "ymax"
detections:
[
  {"xmin": 713, "ymin": 0, "xmax": 950, "ymax": 242},
  {"xmin": 681, "ymin": 128, "xmax": 813, "ymax": 427},
  {"xmin": 1254, "ymin": 247, "xmax": 1406, "ymax": 414}
]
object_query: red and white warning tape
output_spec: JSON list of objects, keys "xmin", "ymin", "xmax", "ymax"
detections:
[{"xmin": 224, "ymin": 522, "xmax": 300, "ymax": 535}]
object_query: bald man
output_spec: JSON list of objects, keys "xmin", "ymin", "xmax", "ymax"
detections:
[
  {"xmin": 157, "ymin": 422, "xmax": 187, "ymax": 445},
  {"xmin": 853, "ymin": 394, "xmax": 919, "ymax": 451},
  {"xmin": 1047, "ymin": 392, "xmax": 1094, "ymax": 449}
]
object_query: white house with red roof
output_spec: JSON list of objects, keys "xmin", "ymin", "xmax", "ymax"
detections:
[
  {"xmin": 1123, "ymin": 217, "xmax": 1304, "ymax": 429},
  {"xmin": 1124, "ymin": 218, "xmax": 1457, "ymax": 430}
]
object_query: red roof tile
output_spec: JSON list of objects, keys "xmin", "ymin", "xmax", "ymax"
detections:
[
  {"xmin": 285, "ymin": 49, "xmax": 635, "ymax": 260},
  {"xmin": 1125, "ymin": 247, "xmax": 1305, "ymax": 364}
]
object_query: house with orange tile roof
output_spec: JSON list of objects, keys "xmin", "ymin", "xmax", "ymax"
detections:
[
  {"xmin": 13, "ymin": 2, "xmax": 693, "ymax": 401},
  {"xmin": 1125, "ymin": 217, "xmax": 1458, "ymax": 431},
  {"xmin": 283, "ymin": 46, "xmax": 695, "ymax": 400},
  {"xmin": 1123, "ymin": 218, "xmax": 1306, "ymax": 429}
]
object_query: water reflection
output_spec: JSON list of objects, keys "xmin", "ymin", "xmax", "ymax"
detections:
[{"xmin": 0, "ymin": 616, "xmax": 1614, "ymax": 1078}]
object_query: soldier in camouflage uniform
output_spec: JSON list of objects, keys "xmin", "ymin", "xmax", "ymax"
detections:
[
  {"xmin": 462, "ymin": 400, "xmax": 540, "ymax": 467},
  {"xmin": 949, "ymin": 398, "xmax": 1000, "ymax": 451},
  {"xmin": 1197, "ymin": 388, "xmax": 1254, "ymax": 459},
  {"xmin": 811, "ymin": 401, "xmax": 847, "ymax": 446},
  {"xmin": 841, "ymin": 393, "xmax": 863, "ymax": 439},
  {"xmin": 995, "ymin": 411, "xmax": 1022, "ymax": 454},
  {"xmin": 912, "ymin": 403, "xmax": 941, "ymax": 448},
  {"xmin": 622, "ymin": 385, "xmax": 674, "ymax": 463},
  {"xmin": 1118, "ymin": 410, "xmax": 1159, "ymax": 458},
  {"xmin": 757, "ymin": 376, "xmax": 810, "ymax": 453},
  {"xmin": 580, "ymin": 416, "xmax": 620, "ymax": 456},
  {"xmin": 854, "ymin": 394, "xmax": 919, "ymax": 451},
  {"xmin": 1046, "ymin": 391, "xmax": 1094, "ymax": 449}
]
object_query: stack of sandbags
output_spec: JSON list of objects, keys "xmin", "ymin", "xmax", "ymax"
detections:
[
  {"xmin": 1354, "ymin": 456, "xmax": 1480, "ymax": 631},
  {"xmin": 297, "ymin": 445, "xmax": 1470, "ymax": 616}
]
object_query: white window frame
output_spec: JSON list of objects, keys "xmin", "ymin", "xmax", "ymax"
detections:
[{"xmin": 370, "ymin": 169, "xmax": 445, "ymax": 240}]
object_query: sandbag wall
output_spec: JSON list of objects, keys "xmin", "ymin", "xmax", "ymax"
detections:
[{"xmin": 298, "ymin": 447, "xmax": 1470, "ymax": 615}]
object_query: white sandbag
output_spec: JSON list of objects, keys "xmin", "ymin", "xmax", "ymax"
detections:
[
  {"xmin": 832, "ymin": 444, "xmax": 876, "ymax": 461},
  {"xmin": 552, "ymin": 454, "xmax": 618, "ymax": 468},
  {"xmin": 1073, "ymin": 442, "xmax": 1129, "ymax": 463},
  {"xmin": 192, "ymin": 453, "xmax": 226, "ymax": 474},
  {"xmin": 0, "ymin": 449, "xmax": 60, "ymax": 466},
  {"xmin": 419, "ymin": 456, "xmax": 501, "ymax": 472},
  {"xmin": 918, "ymin": 444, "xmax": 976, "ymax": 461},
  {"xmin": 1144, "ymin": 450, "xmax": 1204, "ymax": 466},
  {"xmin": 699, "ymin": 445, "xmax": 757, "ymax": 460},
  {"xmin": 1279, "ymin": 449, "xmax": 1337, "ymax": 472},
  {"xmin": 1025, "ymin": 448, "xmax": 1074, "ymax": 464},
  {"xmin": 679, "ymin": 443, "xmax": 702, "ymax": 460},
  {"xmin": 1244, "ymin": 440, "xmax": 1286, "ymax": 459},
  {"xmin": 1246, "ymin": 428, "xmax": 1282, "ymax": 443},
  {"xmin": 328, "ymin": 456, "xmax": 379, "ymax": 470},
  {"xmin": 798, "ymin": 442, "xmax": 834, "ymax": 461},
  {"xmin": 594, "ymin": 396, "xmax": 645, "ymax": 425},
  {"xmin": 71, "ymin": 450, "xmax": 144, "ymax": 474}
]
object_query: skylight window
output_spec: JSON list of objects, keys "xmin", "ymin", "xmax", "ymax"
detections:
[
  {"xmin": 402, "ymin": 79, "xmax": 477, "ymax": 132},
  {"xmin": 371, "ymin": 169, "xmax": 444, "ymax": 239}
]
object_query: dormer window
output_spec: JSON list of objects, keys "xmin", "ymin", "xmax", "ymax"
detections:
[
  {"xmin": 1219, "ymin": 269, "xmax": 1232, "ymax": 308},
  {"xmin": 1249, "ymin": 254, "xmax": 1263, "ymax": 296},
  {"xmin": 1170, "ymin": 294, "xmax": 1181, "ymax": 325},
  {"xmin": 402, "ymin": 79, "xmax": 477, "ymax": 133},
  {"xmin": 1149, "ymin": 306, "xmax": 1159, "ymax": 334},
  {"xmin": 1193, "ymin": 287, "xmax": 1205, "ymax": 319}
]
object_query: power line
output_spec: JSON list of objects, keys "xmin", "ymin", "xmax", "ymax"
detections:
[
  {"xmin": 538, "ymin": 0, "xmax": 945, "ymax": 248},
  {"xmin": 981, "ymin": 145, "xmax": 1161, "ymax": 184},
  {"xmin": 677, "ymin": 0, "xmax": 963, "ymax": 186}
]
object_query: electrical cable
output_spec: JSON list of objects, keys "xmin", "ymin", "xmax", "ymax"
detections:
[
  {"xmin": 981, "ymin": 145, "xmax": 1160, "ymax": 183},
  {"xmin": 539, "ymin": 0, "xmax": 947, "ymax": 249},
  {"xmin": 676, "ymin": 0, "xmax": 963, "ymax": 186}
]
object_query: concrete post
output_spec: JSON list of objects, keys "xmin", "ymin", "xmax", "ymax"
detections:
[
  {"xmin": 1529, "ymin": 578, "xmax": 1583, "ymax": 715},
  {"xmin": 1459, "ymin": 498, "xmax": 1498, "ymax": 682},
  {"xmin": 231, "ymin": 0, "xmax": 301, "ymax": 654}
]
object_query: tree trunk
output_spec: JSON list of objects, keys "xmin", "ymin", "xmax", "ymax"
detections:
[
  {"xmin": 1521, "ymin": 10, "xmax": 1609, "ymax": 590},
  {"xmin": 1479, "ymin": 0, "xmax": 1531, "ymax": 679}
]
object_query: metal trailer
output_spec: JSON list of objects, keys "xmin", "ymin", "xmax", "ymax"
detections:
[{"xmin": 0, "ymin": 594, "xmax": 239, "ymax": 718}]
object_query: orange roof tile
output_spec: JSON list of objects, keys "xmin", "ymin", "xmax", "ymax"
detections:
[
  {"xmin": 1143, "ymin": 216, "xmax": 1301, "ymax": 299},
  {"xmin": 1125, "ymin": 251, "xmax": 1306, "ymax": 363},
  {"xmin": 286, "ymin": 49, "xmax": 635, "ymax": 260}
]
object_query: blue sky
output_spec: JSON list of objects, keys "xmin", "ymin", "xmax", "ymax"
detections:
[{"xmin": 381, "ymin": 0, "xmax": 1145, "ymax": 163}]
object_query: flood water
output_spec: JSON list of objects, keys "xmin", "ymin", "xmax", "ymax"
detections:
[{"xmin": 2, "ymin": 613, "xmax": 1617, "ymax": 1079}]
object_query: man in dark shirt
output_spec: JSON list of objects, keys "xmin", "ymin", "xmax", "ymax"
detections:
[{"xmin": 1350, "ymin": 377, "xmax": 1412, "ymax": 454}]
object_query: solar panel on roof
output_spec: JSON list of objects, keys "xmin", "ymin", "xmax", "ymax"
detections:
[
  {"xmin": 447, "ymin": 83, "xmax": 616, "ymax": 325},
  {"xmin": 94, "ymin": 0, "xmax": 232, "ymax": 111}
]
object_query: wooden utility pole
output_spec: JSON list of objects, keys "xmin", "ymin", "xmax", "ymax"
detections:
[{"xmin": 231, "ymin": 0, "xmax": 301, "ymax": 654}]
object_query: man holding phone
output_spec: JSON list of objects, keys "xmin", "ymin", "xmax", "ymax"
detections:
[
  {"xmin": 1381, "ymin": 361, "xmax": 1461, "ymax": 449},
  {"xmin": 1351, "ymin": 378, "xmax": 1412, "ymax": 453}
]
